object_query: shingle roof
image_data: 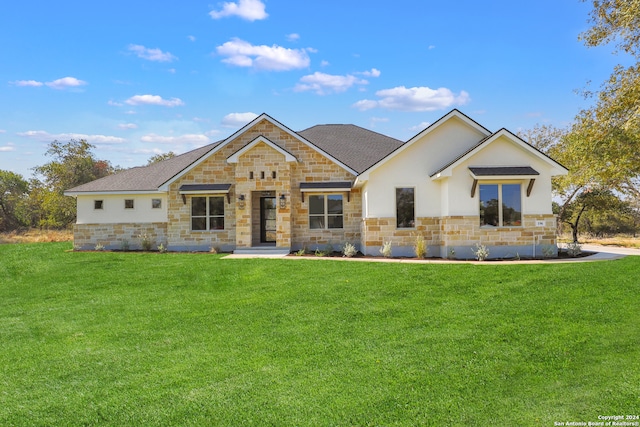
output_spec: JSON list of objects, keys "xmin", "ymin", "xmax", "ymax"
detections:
[
  {"xmin": 469, "ymin": 166, "xmax": 539, "ymax": 176},
  {"xmin": 65, "ymin": 124, "xmax": 404, "ymax": 193},
  {"xmin": 297, "ymin": 124, "xmax": 404, "ymax": 174},
  {"xmin": 65, "ymin": 141, "xmax": 223, "ymax": 193}
]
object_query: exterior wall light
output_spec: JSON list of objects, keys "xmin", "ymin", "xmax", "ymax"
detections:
[
  {"xmin": 279, "ymin": 193, "xmax": 286, "ymax": 209},
  {"xmin": 238, "ymin": 194, "xmax": 246, "ymax": 210}
]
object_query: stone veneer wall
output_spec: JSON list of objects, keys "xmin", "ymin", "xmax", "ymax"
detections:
[
  {"xmin": 361, "ymin": 217, "xmax": 441, "ymax": 257},
  {"xmin": 167, "ymin": 119, "xmax": 360, "ymax": 252},
  {"xmin": 439, "ymin": 214, "xmax": 558, "ymax": 259},
  {"xmin": 73, "ymin": 222, "xmax": 168, "ymax": 250},
  {"xmin": 360, "ymin": 214, "xmax": 558, "ymax": 259}
]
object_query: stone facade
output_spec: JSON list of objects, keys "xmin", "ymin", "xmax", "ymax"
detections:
[
  {"xmin": 359, "ymin": 214, "xmax": 557, "ymax": 259},
  {"xmin": 73, "ymin": 222, "xmax": 167, "ymax": 250},
  {"xmin": 166, "ymin": 119, "xmax": 359, "ymax": 252}
]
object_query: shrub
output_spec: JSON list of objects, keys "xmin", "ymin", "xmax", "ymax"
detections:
[
  {"xmin": 541, "ymin": 244, "xmax": 555, "ymax": 258},
  {"xmin": 447, "ymin": 248, "xmax": 456, "ymax": 259},
  {"xmin": 210, "ymin": 246, "xmax": 220, "ymax": 254},
  {"xmin": 94, "ymin": 243, "xmax": 105, "ymax": 251},
  {"xmin": 472, "ymin": 243, "xmax": 489, "ymax": 261},
  {"xmin": 566, "ymin": 242, "xmax": 582, "ymax": 257},
  {"xmin": 157, "ymin": 243, "xmax": 168, "ymax": 253},
  {"xmin": 342, "ymin": 242, "xmax": 357, "ymax": 258},
  {"xmin": 413, "ymin": 234, "xmax": 428, "ymax": 258},
  {"xmin": 139, "ymin": 234, "xmax": 152, "ymax": 251},
  {"xmin": 120, "ymin": 240, "xmax": 130, "ymax": 252},
  {"xmin": 295, "ymin": 247, "xmax": 306, "ymax": 256},
  {"xmin": 379, "ymin": 241, "xmax": 393, "ymax": 258}
]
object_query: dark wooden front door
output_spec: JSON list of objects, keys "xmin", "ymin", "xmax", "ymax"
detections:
[{"xmin": 260, "ymin": 197, "xmax": 276, "ymax": 243}]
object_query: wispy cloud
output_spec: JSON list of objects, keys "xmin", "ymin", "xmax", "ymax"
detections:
[
  {"xmin": 10, "ymin": 80, "xmax": 44, "ymax": 87},
  {"xmin": 216, "ymin": 38, "xmax": 311, "ymax": 71},
  {"xmin": 353, "ymin": 86, "xmax": 470, "ymax": 112},
  {"xmin": 125, "ymin": 95, "xmax": 185, "ymax": 107},
  {"xmin": 294, "ymin": 72, "xmax": 368, "ymax": 95},
  {"xmin": 0, "ymin": 142, "xmax": 15, "ymax": 152},
  {"xmin": 409, "ymin": 121, "xmax": 431, "ymax": 132},
  {"xmin": 286, "ymin": 33, "xmax": 300, "ymax": 42},
  {"xmin": 46, "ymin": 77, "xmax": 87, "ymax": 90},
  {"xmin": 294, "ymin": 69, "xmax": 380, "ymax": 95},
  {"xmin": 17, "ymin": 130, "xmax": 125, "ymax": 144},
  {"xmin": 187, "ymin": 35, "xmax": 196, "ymax": 42},
  {"xmin": 117, "ymin": 123, "xmax": 138, "ymax": 130},
  {"xmin": 221, "ymin": 112, "xmax": 258, "ymax": 127},
  {"xmin": 140, "ymin": 133, "xmax": 210, "ymax": 145},
  {"xmin": 10, "ymin": 77, "xmax": 87, "ymax": 90},
  {"xmin": 128, "ymin": 44, "xmax": 177, "ymax": 62},
  {"xmin": 209, "ymin": 0, "xmax": 268, "ymax": 21}
]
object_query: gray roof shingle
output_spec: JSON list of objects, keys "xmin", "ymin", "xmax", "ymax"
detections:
[
  {"xmin": 297, "ymin": 124, "xmax": 403, "ymax": 174},
  {"xmin": 66, "ymin": 141, "xmax": 223, "ymax": 193},
  {"xmin": 66, "ymin": 124, "xmax": 404, "ymax": 193}
]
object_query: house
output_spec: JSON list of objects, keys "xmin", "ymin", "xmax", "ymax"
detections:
[{"xmin": 64, "ymin": 109, "xmax": 568, "ymax": 259}]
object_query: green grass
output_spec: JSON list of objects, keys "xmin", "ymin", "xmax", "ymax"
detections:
[{"xmin": 1, "ymin": 243, "xmax": 639, "ymax": 426}]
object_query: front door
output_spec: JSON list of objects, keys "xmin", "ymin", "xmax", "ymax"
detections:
[{"xmin": 260, "ymin": 197, "xmax": 277, "ymax": 244}]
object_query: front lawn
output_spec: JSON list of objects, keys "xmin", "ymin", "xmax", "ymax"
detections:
[{"xmin": 1, "ymin": 243, "xmax": 638, "ymax": 426}]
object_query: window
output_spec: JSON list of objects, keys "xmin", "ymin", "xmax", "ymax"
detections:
[
  {"xmin": 152, "ymin": 198, "xmax": 162, "ymax": 209},
  {"xmin": 125, "ymin": 199, "xmax": 134, "ymax": 209},
  {"xmin": 191, "ymin": 196, "xmax": 225, "ymax": 231},
  {"xmin": 309, "ymin": 194, "xmax": 343, "ymax": 229},
  {"xmin": 479, "ymin": 183, "xmax": 522, "ymax": 227},
  {"xmin": 94, "ymin": 200, "xmax": 103, "ymax": 210},
  {"xmin": 396, "ymin": 188, "xmax": 415, "ymax": 228}
]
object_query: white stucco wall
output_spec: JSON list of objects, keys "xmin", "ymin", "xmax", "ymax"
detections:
[
  {"xmin": 364, "ymin": 117, "xmax": 488, "ymax": 218},
  {"xmin": 443, "ymin": 136, "xmax": 556, "ymax": 216},
  {"xmin": 75, "ymin": 194, "xmax": 168, "ymax": 224}
]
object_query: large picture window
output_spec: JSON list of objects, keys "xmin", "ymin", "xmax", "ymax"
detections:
[
  {"xmin": 479, "ymin": 183, "xmax": 522, "ymax": 227},
  {"xmin": 396, "ymin": 187, "xmax": 415, "ymax": 228},
  {"xmin": 191, "ymin": 196, "xmax": 225, "ymax": 231},
  {"xmin": 309, "ymin": 194, "xmax": 343, "ymax": 229}
]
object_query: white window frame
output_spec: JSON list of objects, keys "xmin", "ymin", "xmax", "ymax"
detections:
[{"xmin": 308, "ymin": 193, "xmax": 344, "ymax": 230}]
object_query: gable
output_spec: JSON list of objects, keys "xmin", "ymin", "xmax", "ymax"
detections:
[
  {"xmin": 431, "ymin": 130, "xmax": 568, "ymax": 180},
  {"xmin": 356, "ymin": 109, "xmax": 491, "ymax": 184}
]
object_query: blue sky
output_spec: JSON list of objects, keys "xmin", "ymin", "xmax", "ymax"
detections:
[{"xmin": 0, "ymin": 0, "xmax": 625, "ymax": 178}]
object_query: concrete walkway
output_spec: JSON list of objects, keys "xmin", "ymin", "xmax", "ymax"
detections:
[{"xmin": 223, "ymin": 243, "xmax": 639, "ymax": 263}]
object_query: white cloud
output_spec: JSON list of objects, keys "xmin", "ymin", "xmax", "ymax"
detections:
[
  {"xmin": 221, "ymin": 112, "xmax": 258, "ymax": 127},
  {"xmin": 0, "ymin": 129, "xmax": 5, "ymax": 133},
  {"xmin": 17, "ymin": 130, "xmax": 125, "ymax": 144},
  {"xmin": 409, "ymin": 121, "xmax": 431, "ymax": 132},
  {"xmin": 216, "ymin": 38, "xmax": 311, "ymax": 71},
  {"xmin": 320, "ymin": 60, "xmax": 330, "ymax": 67},
  {"xmin": 187, "ymin": 35, "xmax": 196, "ymax": 42},
  {"xmin": 108, "ymin": 100, "xmax": 124, "ymax": 107},
  {"xmin": 125, "ymin": 94, "xmax": 185, "ymax": 107},
  {"xmin": 117, "ymin": 123, "xmax": 138, "ymax": 130},
  {"xmin": 45, "ymin": 77, "xmax": 88, "ymax": 90},
  {"xmin": 209, "ymin": 0, "xmax": 268, "ymax": 21},
  {"xmin": 428, "ymin": 45, "xmax": 436, "ymax": 50},
  {"xmin": 10, "ymin": 80, "xmax": 44, "ymax": 87},
  {"xmin": 140, "ymin": 133, "xmax": 210, "ymax": 145},
  {"xmin": 353, "ymin": 86, "xmax": 470, "ymax": 112},
  {"xmin": 286, "ymin": 33, "xmax": 300, "ymax": 42},
  {"xmin": 294, "ymin": 72, "xmax": 369, "ymax": 95},
  {"xmin": 128, "ymin": 44, "xmax": 177, "ymax": 62},
  {"xmin": 0, "ymin": 142, "xmax": 15, "ymax": 152},
  {"xmin": 358, "ymin": 68, "xmax": 381, "ymax": 77}
]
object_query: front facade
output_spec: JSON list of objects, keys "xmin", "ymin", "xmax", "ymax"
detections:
[{"xmin": 66, "ymin": 110, "xmax": 568, "ymax": 259}]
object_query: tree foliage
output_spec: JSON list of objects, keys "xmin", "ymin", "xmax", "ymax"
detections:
[
  {"xmin": 32, "ymin": 139, "xmax": 116, "ymax": 228},
  {"xmin": 0, "ymin": 170, "xmax": 30, "ymax": 231},
  {"xmin": 147, "ymin": 151, "xmax": 176, "ymax": 165}
]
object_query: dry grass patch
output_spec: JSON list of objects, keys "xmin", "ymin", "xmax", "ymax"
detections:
[
  {"xmin": 0, "ymin": 229, "xmax": 73, "ymax": 244},
  {"xmin": 559, "ymin": 233, "xmax": 640, "ymax": 248}
]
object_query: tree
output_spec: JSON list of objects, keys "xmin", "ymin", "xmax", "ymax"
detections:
[
  {"xmin": 147, "ymin": 151, "xmax": 176, "ymax": 165},
  {"xmin": 576, "ymin": 0, "xmax": 640, "ymax": 195},
  {"xmin": 561, "ymin": 188, "xmax": 629, "ymax": 242},
  {"xmin": 32, "ymin": 139, "xmax": 116, "ymax": 228},
  {"xmin": 0, "ymin": 170, "xmax": 30, "ymax": 231}
]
